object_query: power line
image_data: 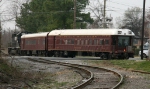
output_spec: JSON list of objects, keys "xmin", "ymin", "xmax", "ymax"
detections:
[{"xmin": 108, "ymin": 1, "xmax": 135, "ymax": 7}]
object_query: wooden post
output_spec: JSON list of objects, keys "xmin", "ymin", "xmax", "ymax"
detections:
[
  {"xmin": 73, "ymin": 0, "xmax": 76, "ymax": 29},
  {"xmin": 0, "ymin": 21, "xmax": 1, "ymax": 57},
  {"xmin": 0, "ymin": 0, "xmax": 2, "ymax": 57},
  {"xmin": 103, "ymin": 0, "xmax": 106, "ymax": 28},
  {"xmin": 141, "ymin": 0, "xmax": 146, "ymax": 59}
]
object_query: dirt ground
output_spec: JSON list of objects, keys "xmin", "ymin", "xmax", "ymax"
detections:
[
  {"xmin": 63, "ymin": 60, "xmax": 150, "ymax": 89},
  {"xmin": 0, "ymin": 57, "xmax": 82, "ymax": 89},
  {"xmin": 1, "ymin": 55, "xmax": 150, "ymax": 89}
]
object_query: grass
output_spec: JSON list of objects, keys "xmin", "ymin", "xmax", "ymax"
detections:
[
  {"xmin": 0, "ymin": 57, "xmax": 79, "ymax": 89},
  {"xmin": 109, "ymin": 60, "xmax": 150, "ymax": 72},
  {"xmin": 88, "ymin": 59, "xmax": 150, "ymax": 72},
  {"xmin": 0, "ymin": 58, "xmax": 53, "ymax": 88},
  {"xmin": 0, "ymin": 58, "xmax": 17, "ymax": 76}
]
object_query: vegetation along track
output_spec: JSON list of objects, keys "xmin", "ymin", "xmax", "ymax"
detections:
[{"xmin": 27, "ymin": 58, "xmax": 123, "ymax": 89}]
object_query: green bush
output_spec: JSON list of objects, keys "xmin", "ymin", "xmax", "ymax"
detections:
[{"xmin": 134, "ymin": 48, "xmax": 140, "ymax": 56}]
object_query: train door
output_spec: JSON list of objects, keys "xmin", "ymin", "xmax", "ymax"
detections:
[
  {"xmin": 112, "ymin": 36, "xmax": 117, "ymax": 53},
  {"xmin": 45, "ymin": 32, "xmax": 50, "ymax": 51}
]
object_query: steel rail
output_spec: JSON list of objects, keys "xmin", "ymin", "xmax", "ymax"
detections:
[
  {"xmin": 72, "ymin": 64, "xmax": 123, "ymax": 89},
  {"xmin": 27, "ymin": 58, "xmax": 94, "ymax": 89},
  {"xmin": 27, "ymin": 58, "xmax": 123, "ymax": 89},
  {"xmin": 55, "ymin": 61, "xmax": 123, "ymax": 89}
]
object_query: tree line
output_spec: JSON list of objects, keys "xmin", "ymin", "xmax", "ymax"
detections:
[
  {"xmin": 1, "ymin": 0, "xmax": 150, "ymax": 37},
  {"xmin": 16, "ymin": 0, "xmax": 93, "ymax": 32}
]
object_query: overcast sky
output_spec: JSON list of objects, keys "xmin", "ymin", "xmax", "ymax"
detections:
[
  {"xmin": 0, "ymin": 0, "xmax": 150, "ymax": 30},
  {"xmin": 106, "ymin": 0, "xmax": 150, "ymax": 18},
  {"xmin": 88, "ymin": 0, "xmax": 150, "ymax": 19}
]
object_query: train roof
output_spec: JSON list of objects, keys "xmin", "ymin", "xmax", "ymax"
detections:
[
  {"xmin": 21, "ymin": 29, "xmax": 135, "ymax": 38},
  {"xmin": 49, "ymin": 29, "xmax": 135, "ymax": 36},
  {"xmin": 21, "ymin": 32, "xmax": 49, "ymax": 38}
]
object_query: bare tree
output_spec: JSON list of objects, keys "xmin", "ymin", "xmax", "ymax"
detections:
[
  {"xmin": 1, "ymin": 29, "xmax": 15, "ymax": 47},
  {"xmin": 87, "ymin": 0, "xmax": 113, "ymax": 28},
  {"xmin": 0, "ymin": 0, "xmax": 30, "ymax": 55},
  {"xmin": 4, "ymin": 0, "xmax": 30, "ymax": 18},
  {"xmin": 86, "ymin": 0, "xmax": 104, "ymax": 28},
  {"xmin": 116, "ymin": 7, "xmax": 143, "ymax": 36}
]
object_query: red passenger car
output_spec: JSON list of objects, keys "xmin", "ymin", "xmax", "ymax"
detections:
[
  {"xmin": 21, "ymin": 32, "xmax": 49, "ymax": 56},
  {"xmin": 20, "ymin": 29, "xmax": 135, "ymax": 59},
  {"xmin": 47, "ymin": 29, "xmax": 135, "ymax": 59}
]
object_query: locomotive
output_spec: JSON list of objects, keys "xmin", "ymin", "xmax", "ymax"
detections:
[
  {"xmin": 8, "ymin": 31, "xmax": 30, "ymax": 55},
  {"xmin": 8, "ymin": 29, "xmax": 135, "ymax": 59}
]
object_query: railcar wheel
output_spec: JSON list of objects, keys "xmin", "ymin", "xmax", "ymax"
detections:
[
  {"xmin": 29, "ymin": 51, "xmax": 32, "ymax": 56},
  {"xmin": 118, "ymin": 55, "xmax": 123, "ymax": 59},
  {"xmin": 47, "ymin": 51, "xmax": 53, "ymax": 57},
  {"xmin": 100, "ymin": 53, "xmax": 107, "ymax": 60},
  {"xmin": 36, "ymin": 51, "xmax": 39, "ymax": 56},
  {"xmin": 124, "ymin": 53, "xmax": 129, "ymax": 59},
  {"xmin": 54, "ymin": 51, "xmax": 60, "ymax": 57},
  {"xmin": 107, "ymin": 53, "xmax": 112, "ymax": 60}
]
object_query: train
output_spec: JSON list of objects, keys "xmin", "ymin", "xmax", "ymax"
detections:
[{"xmin": 8, "ymin": 29, "xmax": 135, "ymax": 59}]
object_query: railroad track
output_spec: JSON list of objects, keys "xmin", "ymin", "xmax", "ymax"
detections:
[{"xmin": 27, "ymin": 58, "xmax": 123, "ymax": 89}]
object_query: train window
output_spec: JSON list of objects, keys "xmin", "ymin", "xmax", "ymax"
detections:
[
  {"xmin": 89, "ymin": 39, "xmax": 93, "ymax": 45},
  {"xmin": 67, "ymin": 39, "xmax": 70, "ymax": 44},
  {"xmin": 85, "ymin": 40, "xmax": 88, "ymax": 45},
  {"xmin": 94, "ymin": 39, "xmax": 97, "ymax": 45},
  {"xmin": 99, "ymin": 39, "xmax": 104, "ymax": 45},
  {"xmin": 105, "ymin": 40, "xmax": 109, "ymax": 45},
  {"xmin": 27, "ymin": 40, "xmax": 35, "ymax": 45},
  {"xmin": 65, "ymin": 40, "xmax": 68, "ymax": 45},
  {"xmin": 77, "ymin": 40, "xmax": 80, "ymax": 45},
  {"xmin": 31, "ymin": 40, "xmax": 36, "ymax": 45},
  {"xmin": 118, "ymin": 37, "xmax": 130, "ymax": 46},
  {"xmin": 71, "ymin": 39, "xmax": 74, "ymax": 44},
  {"xmin": 81, "ymin": 40, "xmax": 84, "ymax": 45},
  {"xmin": 67, "ymin": 39, "xmax": 73, "ymax": 44},
  {"xmin": 25, "ymin": 40, "xmax": 28, "ymax": 45}
]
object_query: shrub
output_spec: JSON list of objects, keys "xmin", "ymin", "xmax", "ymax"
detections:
[{"xmin": 134, "ymin": 48, "xmax": 140, "ymax": 56}]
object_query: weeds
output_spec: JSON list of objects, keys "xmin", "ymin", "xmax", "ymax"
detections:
[
  {"xmin": 0, "ymin": 52, "xmax": 51, "ymax": 89},
  {"xmin": 87, "ymin": 59, "xmax": 150, "ymax": 72}
]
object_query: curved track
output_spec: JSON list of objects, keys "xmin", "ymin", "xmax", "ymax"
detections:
[
  {"xmin": 27, "ymin": 58, "xmax": 123, "ymax": 89},
  {"xmin": 27, "ymin": 58, "xmax": 93, "ymax": 89}
]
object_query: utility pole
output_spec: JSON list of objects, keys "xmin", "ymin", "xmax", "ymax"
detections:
[
  {"xmin": 103, "ymin": 0, "xmax": 106, "ymax": 28},
  {"xmin": 73, "ymin": 0, "xmax": 76, "ymax": 29},
  {"xmin": 0, "ymin": 0, "xmax": 2, "ymax": 57},
  {"xmin": 141, "ymin": 0, "xmax": 146, "ymax": 60},
  {"xmin": 0, "ymin": 0, "xmax": 2, "ymax": 58},
  {"xmin": 0, "ymin": 20, "xmax": 1, "ymax": 57}
]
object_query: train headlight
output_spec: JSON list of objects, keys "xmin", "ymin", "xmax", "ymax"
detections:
[{"xmin": 124, "ymin": 49, "xmax": 126, "ymax": 52}]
